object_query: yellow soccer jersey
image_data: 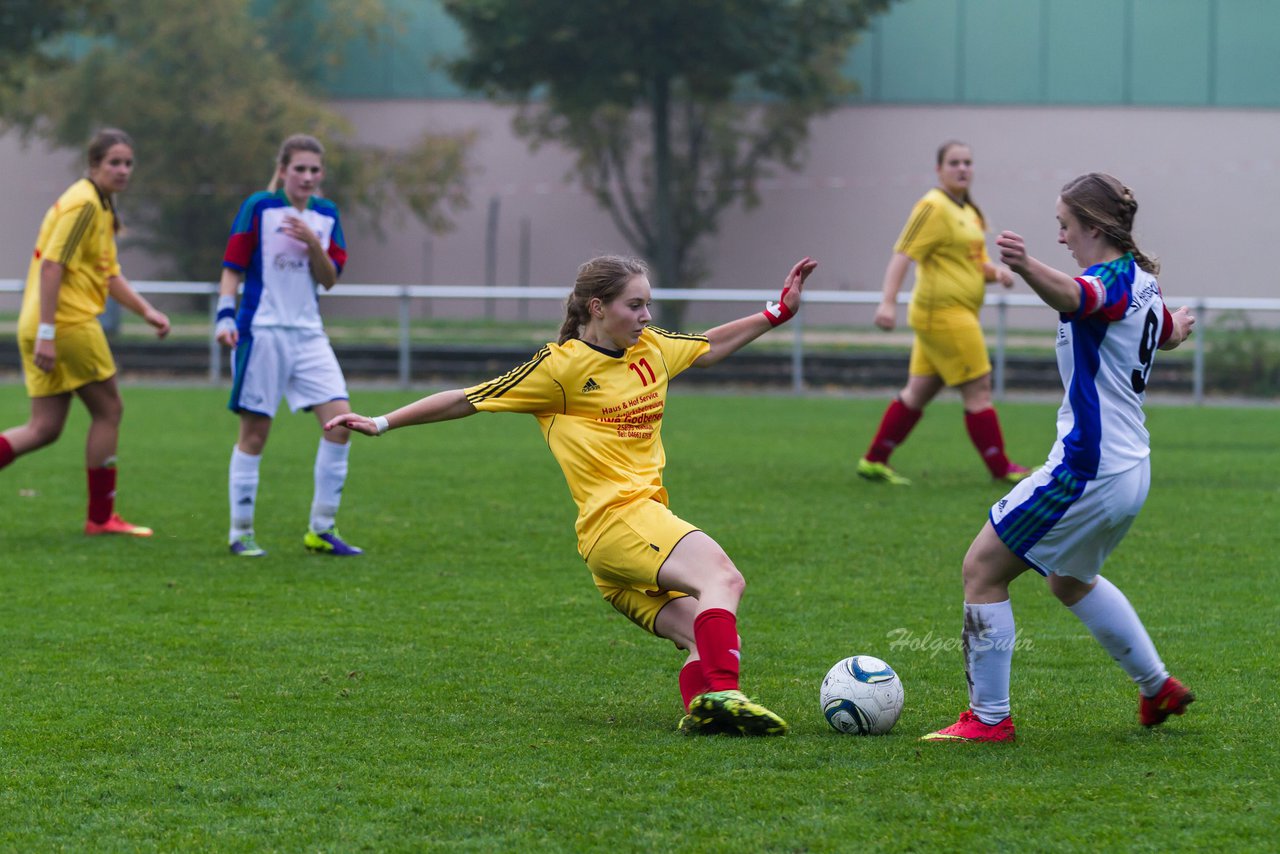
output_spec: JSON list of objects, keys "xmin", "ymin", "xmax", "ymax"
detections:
[
  {"xmin": 894, "ymin": 187, "xmax": 991, "ymax": 317},
  {"xmin": 18, "ymin": 179, "xmax": 121, "ymax": 336},
  {"xmin": 465, "ymin": 327, "xmax": 711, "ymax": 557}
]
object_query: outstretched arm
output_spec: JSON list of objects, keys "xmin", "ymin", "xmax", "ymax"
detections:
[
  {"xmin": 995, "ymin": 231, "xmax": 1080, "ymax": 313},
  {"xmin": 694, "ymin": 257, "xmax": 817, "ymax": 368},
  {"xmin": 324, "ymin": 388, "xmax": 478, "ymax": 437}
]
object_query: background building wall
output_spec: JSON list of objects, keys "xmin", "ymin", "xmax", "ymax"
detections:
[{"xmin": 3, "ymin": 0, "xmax": 1276, "ymax": 325}]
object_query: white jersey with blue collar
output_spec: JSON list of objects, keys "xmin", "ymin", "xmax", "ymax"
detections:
[{"xmin": 1044, "ymin": 254, "xmax": 1172, "ymax": 481}]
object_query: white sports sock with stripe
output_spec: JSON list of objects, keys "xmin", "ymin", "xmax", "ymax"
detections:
[
  {"xmin": 229, "ymin": 445, "xmax": 261, "ymax": 541},
  {"xmin": 964, "ymin": 600, "xmax": 1016, "ymax": 725},
  {"xmin": 1068, "ymin": 575, "xmax": 1168, "ymax": 697},
  {"xmin": 309, "ymin": 437, "xmax": 350, "ymax": 534}
]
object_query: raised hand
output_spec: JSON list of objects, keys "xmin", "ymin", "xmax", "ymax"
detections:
[
  {"xmin": 995, "ymin": 231, "xmax": 1029, "ymax": 272},
  {"xmin": 1161, "ymin": 305, "xmax": 1196, "ymax": 350},
  {"xmin": 764, "ymin": 257, "xmax": 817, "ymax": 326}
]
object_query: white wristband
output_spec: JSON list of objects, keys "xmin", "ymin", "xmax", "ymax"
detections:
[
  {"xmin": 36, "ymin": 323, "xmax": 56, "ymax": 341},
  {"xmin": 372, "ymin": 415, "xmax": 390, "ymax": 435}
]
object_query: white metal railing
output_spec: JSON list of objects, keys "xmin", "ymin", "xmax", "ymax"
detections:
[{"xmin": 3, "ymin": 278, "xmax": 1279, "ymax": 403}]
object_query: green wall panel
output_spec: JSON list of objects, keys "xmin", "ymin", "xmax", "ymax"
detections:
[
  {"xmin": 876, "ymin": 0, "xmax": 962, "ymax": 102},
  {"xmin": 310, "ymin": 0, "xmax": 1280, "ymax": 110},
  {"xmin": 1131, "ymin": 0, "xmax": 1211, "ymax": 105},
  {"xmin": 1044, "ymin": 0, "xmax": 1127, "ymax": 104},
  {"xmin": 961, "ymin": 0, "xmax": 1043, "ymax": 103},
  {"xmin": 1215, "ymin": 0, "xmax": 1280, "ymax": 106}
]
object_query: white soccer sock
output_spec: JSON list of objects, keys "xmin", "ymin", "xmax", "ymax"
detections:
[
  {"xmin": 309, "ymin": 437, "xmax": 350, "ymax": 534},
  {"xmin": 963, "ymin": 600, "xmax": 1016, "ymax": 725},
  {"xmin": 1067, "ymin": 575, "xmax": 1168, "ymax": 697},
  {"xmin": 229, "ymin": 445, "xmax": 261, "ymax": 541}
]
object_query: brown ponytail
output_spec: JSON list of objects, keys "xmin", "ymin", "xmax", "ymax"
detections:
[
  {"xmin": 1060, "ymin": 173, "xmax": 1160, "ymax": 274},
  {"xmin": 558, "ymin": 256, "xmax": 648, "ymax": 345}
]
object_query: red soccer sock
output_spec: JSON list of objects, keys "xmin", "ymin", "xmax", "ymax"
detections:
[
  {"xmin": 87, "ymin": 465, "xmax": 117, "ymax": 524},
  {"xmin": 965, "ymin": 407, "xmax": 1012, "ymax": 477},
  {"xmin": 693, "ymin": 608, "xmax": 741, "ymax": 692},
  {"xmin": 864, "ymin": 398, "xmax": 923, "ymax": 464},
  {"xmin": 0, "ymin": 435, "xmax": 14, "ymax": 470},
  {"xmin": 679, "ymin": 659, "xmax": 709, "ymax": 711}
]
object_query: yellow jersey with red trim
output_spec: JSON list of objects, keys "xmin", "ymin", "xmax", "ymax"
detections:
[
  {"xmin": 19, "ymin": 179, "xmax": 121, "ymax": 335},
  {"xmin": 894, "ymin": 187, "xmax": 991, "ymax": 317},
  {"xmin": 464, "ymin": 327, "xmax": 711, "ymax": 557}
]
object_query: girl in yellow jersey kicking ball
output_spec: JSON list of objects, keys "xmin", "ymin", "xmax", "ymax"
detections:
[{"xmin": 328, "ymin": 255, "xmax": 817, "ymax": 736}]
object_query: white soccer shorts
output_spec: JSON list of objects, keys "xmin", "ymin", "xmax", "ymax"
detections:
[
  {"xmin": 229, "ymin": 326, "xmax": 349, "ymax": 417},
  {"xmin": 989, "ymin": 456, "xmax": 1150, "ymax": 582}
]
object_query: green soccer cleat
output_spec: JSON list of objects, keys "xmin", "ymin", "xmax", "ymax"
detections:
[
  {"xmin": 687, "ymin": 690, "xmax": 789, "ymax": 736},
  {"xmin": 303, "ymin": 527, "xmax": 364, "ymax": 556},
  {"xmin": 678, "ymin": 712, "xmax": 736, "ymax": 736},
  {"xmin": 229, "ymin": 534, "xmax": 266, "ymax": 557},
  {"xmin": 857, "ymin": 458, "xmax": 911, "ymax": 486}
]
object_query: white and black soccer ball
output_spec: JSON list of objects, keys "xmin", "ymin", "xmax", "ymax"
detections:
[{"xmin": 820, "ymin": 655, "xmax": 905, "ymax": 735}]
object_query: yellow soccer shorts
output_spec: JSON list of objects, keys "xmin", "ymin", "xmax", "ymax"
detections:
[
  {"xmin": 586, "ymin": 497, "xmax": 698, "ymax": 634},
  {"xmin": 907, "ymin": 306, "xmax": 992, "ymax": 387},
  {"xmin": 19, "ymin": 320, "xmax": 117, "ymax": 397}
]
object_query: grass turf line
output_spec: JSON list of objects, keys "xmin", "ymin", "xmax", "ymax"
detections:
[{"xmin": 0, "ymin": 384, "xmax": 1275, "ymax": 851}]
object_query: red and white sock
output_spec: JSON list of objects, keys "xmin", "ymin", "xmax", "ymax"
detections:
[
  {"xmin": 693, "ymin": 608, "xmax": 741, "ymax": 692},
  {"xmin": 865, "ymin": 398, "xmax": 922, "ymax": 464},
  {"xmin": 0, "ymin": 434, "xmax": 15, "ymax": 470},
  {"xmin": 964, "ymin": 407, "xmax": 1012, "ymax": 477}
]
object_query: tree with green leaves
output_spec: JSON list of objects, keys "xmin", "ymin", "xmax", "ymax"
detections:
[
  {"xmin": 0, "ymin": 0, "xmax": 108, "ymax": 111},
  {"xmin": 443, "ymin": 0, "xmax": 894, "ymax": 320},
  {"xmin": 2, "ymin": 0, "xmax": 472, "ymax": 281}
]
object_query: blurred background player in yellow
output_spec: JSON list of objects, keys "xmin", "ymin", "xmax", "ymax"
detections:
[
  {"xmin": 0, "ymin": 127, "xmax": 170, "ymax": 536},
  {"xmin": 326, "ymin": 254, "xmax": 817, "ymax": 736},
  {"xmin": 858, "ymin": 140, "xmax": 1029, "ymax": 486}
]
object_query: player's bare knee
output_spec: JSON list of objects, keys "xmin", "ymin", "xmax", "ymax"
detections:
[
  {"xmin": 710, "ymin": 556, "xmax": 745, "ymax": 599},
  {"xmin": 1048, "ymin": 573, "xmax": 1092, "ymax": 606},
  {"xmin": 961, "ymin": 554, "xmax": 997, "ymax": 601},
  {"xmin": 84, "ymin": 394, "xmax": 124, "ymax": 428},
  {"xmin": 26, "ymin": 418, "xmax": 64, "ymax": 448}
]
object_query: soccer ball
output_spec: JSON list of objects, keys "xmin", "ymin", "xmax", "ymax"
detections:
[{"xmin": 820, "ymin": 655, "xmax": 905, "ymax": 735}]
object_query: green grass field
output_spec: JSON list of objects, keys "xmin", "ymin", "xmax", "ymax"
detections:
[{"xmin": 1, "ymin": 383, "xmax": 1276, "ymax": 851}]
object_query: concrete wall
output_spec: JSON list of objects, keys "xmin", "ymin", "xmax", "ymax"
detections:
[{"xmin": 4, "ymin": 101, "xmax": 1277, "ymax": 327}]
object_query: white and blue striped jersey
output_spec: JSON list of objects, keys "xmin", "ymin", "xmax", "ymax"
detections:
[
  {"xmin": 1044, "ymin": 254, "xmax": 1174, "ymax": 481},
  {"xmin": 222, "ymin": 191, "xmax": 347, "ymax": 334}
]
